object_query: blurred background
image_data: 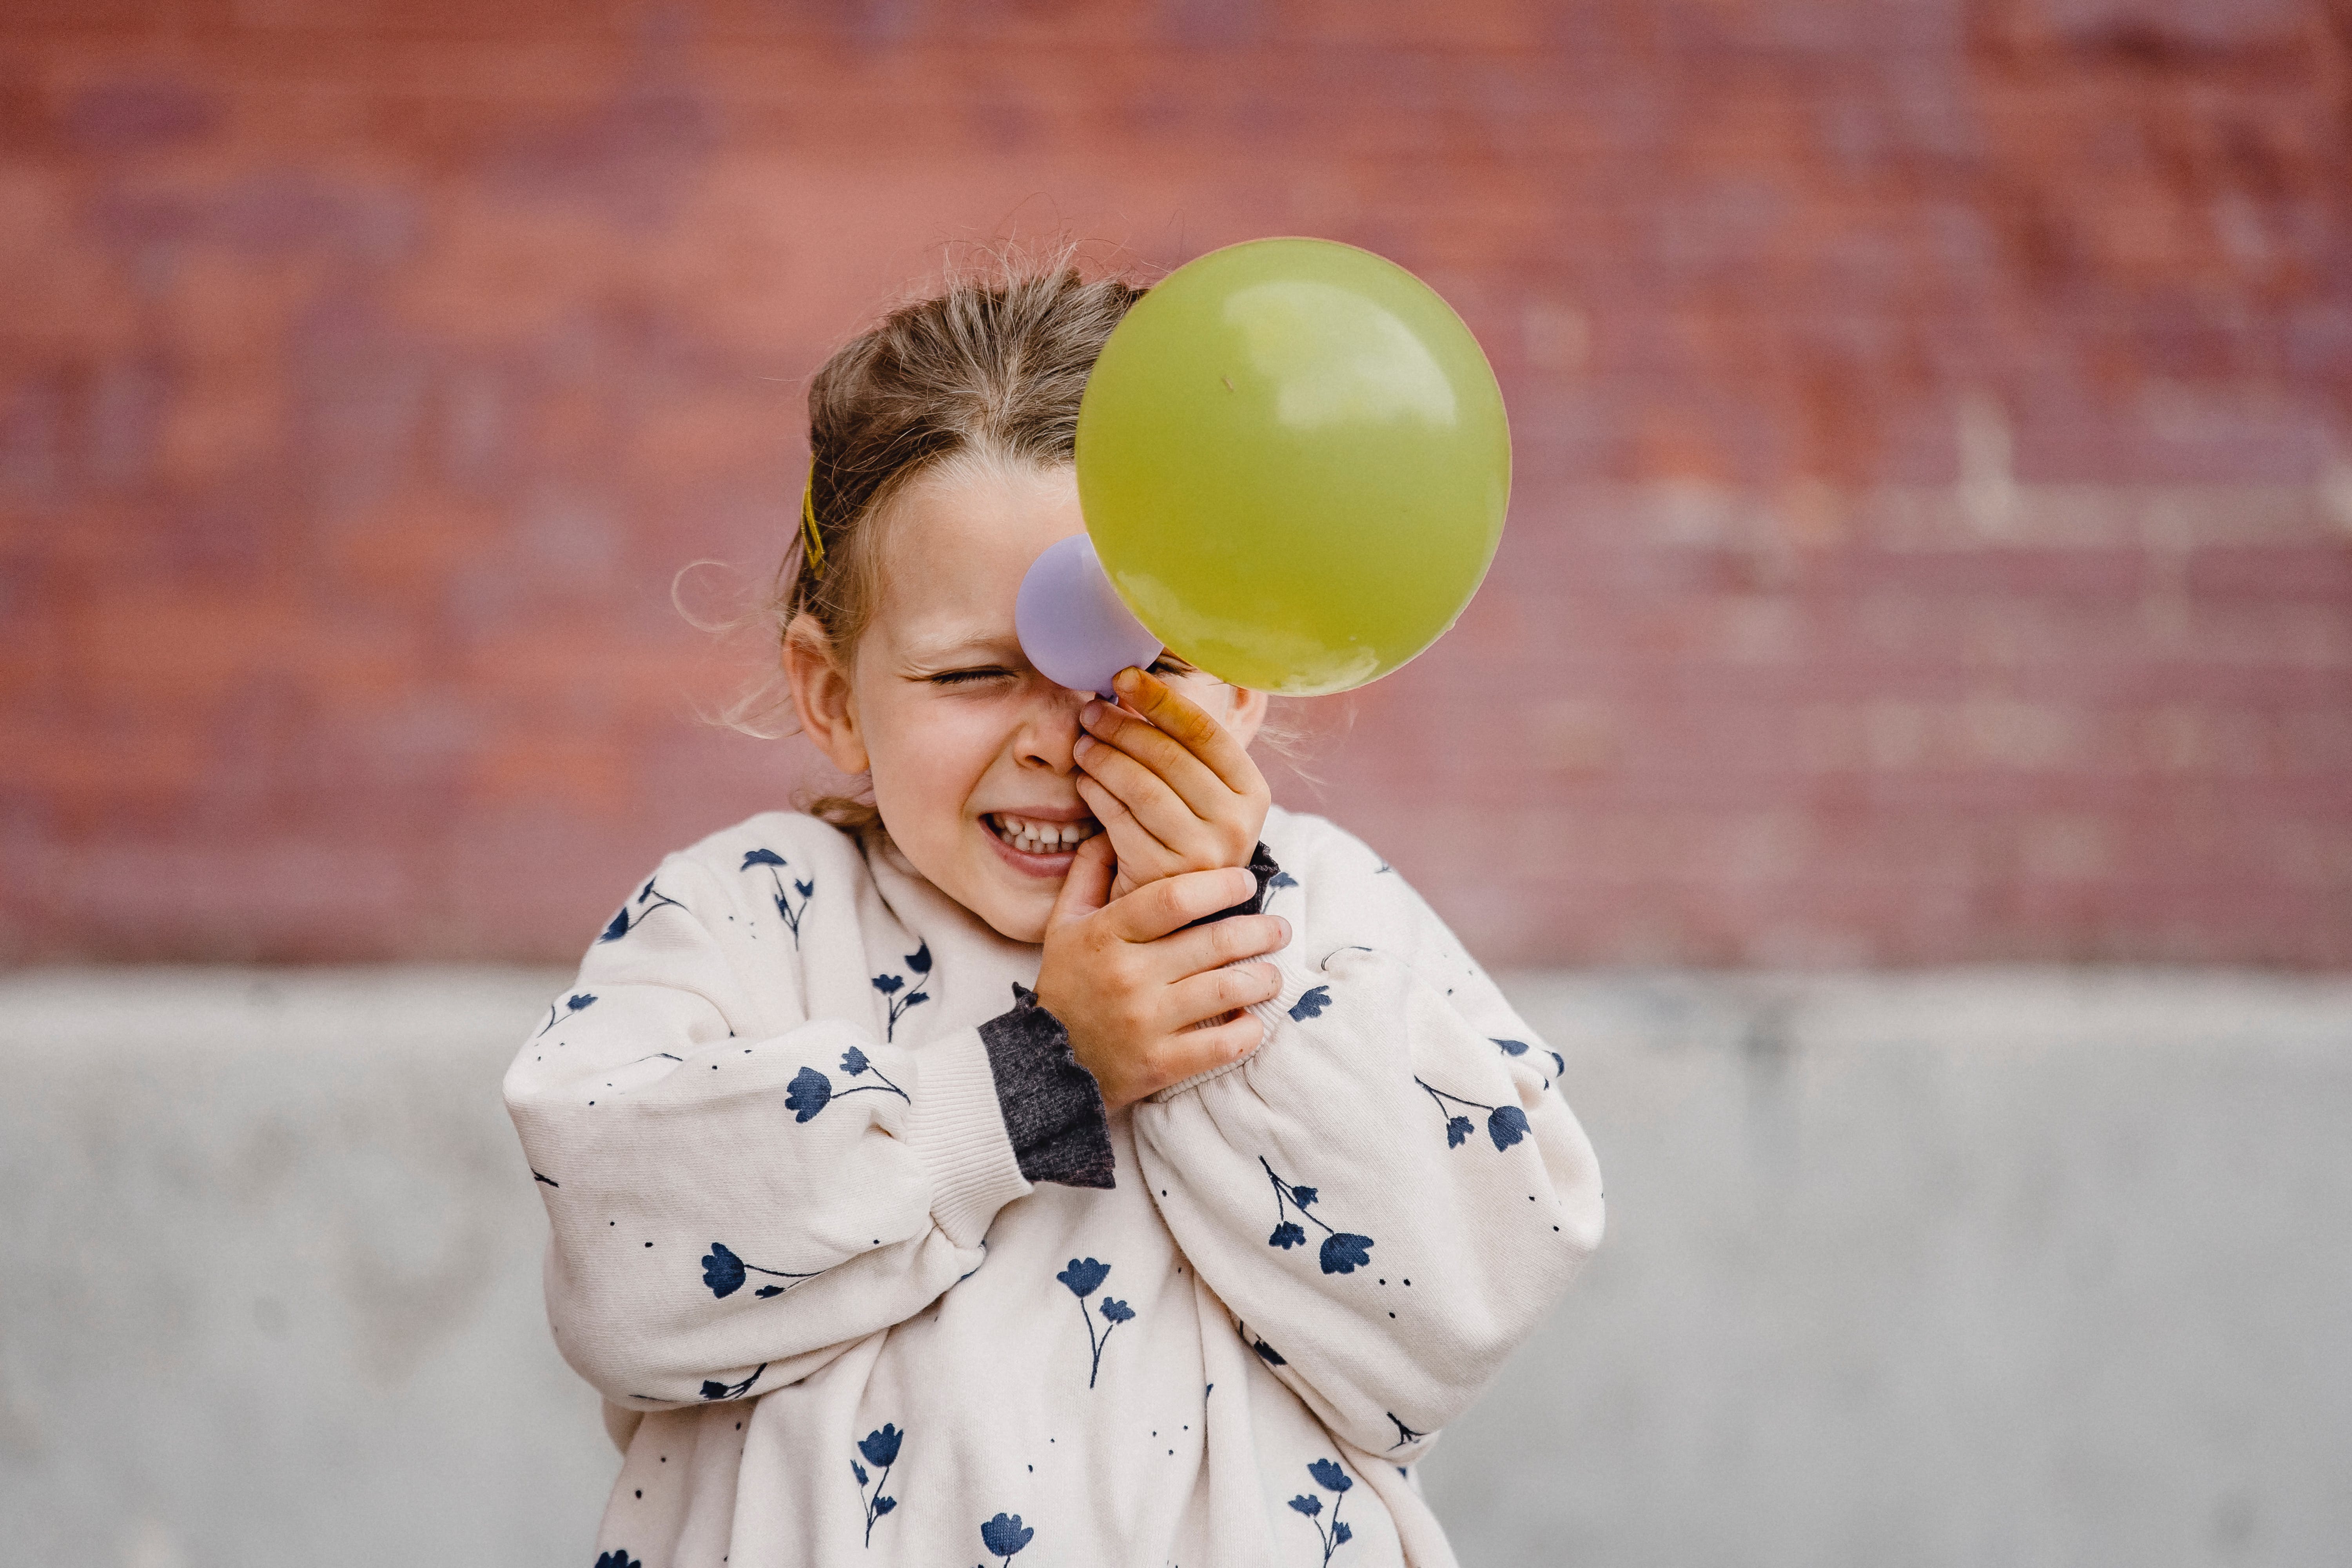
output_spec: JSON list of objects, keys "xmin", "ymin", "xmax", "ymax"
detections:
[{"xmin": 2, "ymin": 1, "xmax": 2348, "ymax": 1564}]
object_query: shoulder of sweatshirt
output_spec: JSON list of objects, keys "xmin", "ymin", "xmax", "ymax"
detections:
[{"xmin": 646, "ymin": 809, "xmax": 877, "ymax": 914}]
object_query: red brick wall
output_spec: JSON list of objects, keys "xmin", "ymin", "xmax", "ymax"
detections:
[{"xmin": 2, "ymin": 1, "xmax": 2347, "ymax": 966}]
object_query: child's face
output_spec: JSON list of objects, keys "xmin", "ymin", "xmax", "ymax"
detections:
[{"xmin": 788, "ymin": 458, "xmax": 1265, "ymax": 945}]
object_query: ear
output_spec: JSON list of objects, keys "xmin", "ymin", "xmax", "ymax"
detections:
[
  {"xmin": 1221, "ymin": 684, "xmax": 1270, "ymax": 749},
  {"xmin": 783, "ymin": 615, "xmax": 870, "ymax": 776}
]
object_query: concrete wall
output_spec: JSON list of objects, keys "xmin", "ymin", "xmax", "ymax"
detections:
[{"xmin": 5, "ymin": 965, "xmax": 2349, "ymax": 1565}]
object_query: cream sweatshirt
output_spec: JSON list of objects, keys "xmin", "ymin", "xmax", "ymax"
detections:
[{"xmin": 503, "ymin": 804, "xmax": 1603, "ymax": 1568}]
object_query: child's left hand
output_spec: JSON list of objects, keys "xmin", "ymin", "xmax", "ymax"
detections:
[{"xmin": 1073, "ymin": 666, "xmax": 1271, "ymax": 905}]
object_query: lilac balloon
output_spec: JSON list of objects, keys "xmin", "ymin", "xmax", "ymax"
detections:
[{"xmin": 1016, "ymin": 534, "xmax": 1162, "ymax": 699}]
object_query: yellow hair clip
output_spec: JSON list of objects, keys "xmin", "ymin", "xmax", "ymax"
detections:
[{"xmin": 799, "ymin": 464, "xmax": 826, "ymax": 576}]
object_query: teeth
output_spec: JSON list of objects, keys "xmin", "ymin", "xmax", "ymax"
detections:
[{"xmin": 993, "ymin": 815, "xmax": 1099, "ymax": 854}]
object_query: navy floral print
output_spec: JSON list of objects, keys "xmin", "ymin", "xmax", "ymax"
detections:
[
  {"xmin": 785, "ymin": 1048, "xmax": 909, "ymax": 1123},
  {"xmin": 701, "ymin": 1362, "xmax": 767, "ymax": 1401},
  {"xmin": 595, "ymin": 1553, "xmax": 641, "ymax": 1568},
  {"xmin": 979, "ymin": 1511, "xmax": 1034, "ymax": 1564},
  {"xmin": 1261, "ymin": 1158, "xmax": 1376, "ymax": 1275},
  {"xmin": 853, "ymin": 1423, "xmax": 903, "ymax": 1546},
  {"xmin": 1494, "ymin": 1035, "xmax": 1567, "ymax": 1085},
  {"xmin": 741, "ymin": 848, "xmax": 816, "ymax": 945},
  {"xmin": 701, "ymin": 1241, "xmax": 824, "ymax": 1300},
  {"xmin": 1288, "ymin": 985, "xmax": 1332, "ymax": 1022},
  {"xmin": 1056, "ymin": 1256, "xmax": 1134, "ymax": 1389},
  {"xmin": 600, "ymin": 878, "xmax": 686, "ymax": 942},
  {"xmin": 537, "ymin": 991, "xmax": 597, "ymax": 1036},
  {"xmin": 1287, "ymin": 1457, "xmax": 1356, "ymax": 1564},
  {"xmin": 872, "ymin": 943, "xmax": 933, "ymax": 1040},
  {"xmin": 1385, "ymin": 1412, "xmax": 1426, "ymax": 1449},
  {"xmin": 1413, "ymin": 1078, "xmax": 1530, "ymax": 1152}
]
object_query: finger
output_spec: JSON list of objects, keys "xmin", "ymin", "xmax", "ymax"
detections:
[
  {"xmin": 1153, "ymin": 1011, "xmax": 1266, "ymax": 1083},
  {"xmin": 1140, "ymin": 913, "xmax": 1291, "ymax": 983},
  {"xmin": 1079, "ymin": 699, "xmax": 1227, "ymax": 824},
  {"xmin": 1161, "ymin": 960, "xmax": 1283, "ymax": 1031},
  {"xmin": 1074, "ymin": 773, "xmax": 1179, "ymax": 884},
  {"xmin": 1112, "ymin": 666, "xmax": 1267, "ymax": 799},
  {"xmin": 1076, "ymin": 732, "xmax": 1212, "ymax": 858},
  {"xmin": 1046, "ymin": 831, "xmax": 1115, "ymax": 935},
  {"xmin": 1103, "ymin": 865, "xmax": 1259, "ymax": 944}
]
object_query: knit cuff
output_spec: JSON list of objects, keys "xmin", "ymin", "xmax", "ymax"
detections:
[
  {"xmin": 907, "ymin": 1024, "xmax": 1036, "ymax": 1247},
  {"xmin": 978, "ymin": 983, "xmax": 1116, "ymax": 1190},
  {"xmin": 1183, "ymin": 841, "xmax": 1282, "ymax": 929}
]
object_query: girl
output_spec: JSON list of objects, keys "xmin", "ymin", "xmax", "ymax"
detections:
[{"xmin": 504, "ymin": 267, "xmax": 1604, "ymax": 1568}]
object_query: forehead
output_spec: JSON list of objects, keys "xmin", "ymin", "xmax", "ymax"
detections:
[{"xmin": 870, "ymin": 459, "xmax": 1084, "ymax": 660}]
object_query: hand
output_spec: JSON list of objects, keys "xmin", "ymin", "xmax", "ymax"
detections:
[
  {"xmin": 1074, "ymin": 666, "xmax": 1272, "ymax": 904},
  {"xmin": 1034, "ymin": 835, "xmax": 1290, "ymax": 1113}
]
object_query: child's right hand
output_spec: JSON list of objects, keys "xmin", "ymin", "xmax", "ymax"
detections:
[{"xmin": 1034, "ymin": 834, "xmax": 1289, "ymax": 1113}]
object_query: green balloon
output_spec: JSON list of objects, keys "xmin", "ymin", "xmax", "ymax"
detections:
[{"xmin": 1076, "ymin": 238, "xmax": 1510, "ymax": 696}]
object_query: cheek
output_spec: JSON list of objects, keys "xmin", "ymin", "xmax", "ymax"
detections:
[{"xmin": 863, "ymin": 699, "xmax": 1004, "ymax": 827}]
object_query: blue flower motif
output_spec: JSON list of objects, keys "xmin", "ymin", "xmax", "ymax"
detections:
[
  {"xmin": 597, "ymin": 878, "xmax": 686, "ymax": 943},
  {"xmin": 786, "ymin": 1066, "xmax": 832, "ymax": 1122},
  {"xmin": 1417, "ymin": 1076, "xmax": 1532, "ymax": 1157},
  {"xmin": 980, "ymin": 1511, "xmax": 1034, "ymax": 1560},
  {"xmin": 568, "ymin": 992, "xmax": 597, "ymax": 1012},
  {"xmin": 1492, "ymin": 1037, "xmax": 1528, "ymax": 1056},
  {"xmin": 1319, "ymin": 1232, "xmax": 1374, "ymax": 1275},
  {"xmin": 1057, "ymin": 1257, "xmax": 1110, "ymax": 1298},
  {"xmin": 1268, "ymin": 870, "xmax": 1299, "ymax": 889},
  {"xmin": 1251, "ymin": 1335, "xmax": 1287, "ymax": 1365},
  {"xmin": 1296, "ymin": 1457, "xmax": 1357, "ymax": 1562},
  {"xmin": 869, "ymin": 964, "xmax": 931, "ymax": 1040},
  {"xmin": 700, "ymin": 1362, "xmax": 768, "ymax": 1401},
  {"xmin": 1289, "ymin": 985, "xmax": 1332, "ymax": 1021},
  {"xmin": 703, "ymin": 1243, "xmax": 821, "ymax": 1302},
  {"xmin": 1261, "ymin": 1157, "xmax": 1376, "ymax": 1280},
  {"xmin": 596, "ymin": 1553, "xmax": 642, "ymax": 1568},
  {"xmin": 858, "ymin": 1423, "xmax": 903, "ymax": 1467},
  {"xmin": 854, "ymin": 1423, "xmax": 904, "ymax": 1543},
  {"xmin": 701, "ymin": 1243, "xmax": 746, "ymax": 1298},
  {"xmin": 1059, "ymin": 1258, "xmax": 1129, "ymax": 1387},
  {"xmin": 787, "ymin": 1054, "xmax": 905, "ymax": 1121},
  {"xmin": 740, "ymin": 849, "xmax": 813, "ymax": 944}
]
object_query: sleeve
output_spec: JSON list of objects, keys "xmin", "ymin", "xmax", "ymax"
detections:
[
  {"xmin": 1128, "ymin": 835, "xmax": 1605, "ymax": 1461},
  {"xmin": 503, "ymin": 854, "xmax": 1097, "ymax": 1411}
]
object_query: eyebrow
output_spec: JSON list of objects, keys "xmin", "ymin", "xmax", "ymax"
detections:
[{"xmin": 898, "ymin": 633, "xmax": 1024, "ymax": 668}]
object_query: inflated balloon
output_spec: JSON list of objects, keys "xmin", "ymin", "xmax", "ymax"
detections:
[
  {"xmin": 1014, "ymin": 534, "xmax": 1163, "ymax": 699},
  {"xmin": 1074, "ymin": 238, "xmax": 1510, "ymax": 696}
]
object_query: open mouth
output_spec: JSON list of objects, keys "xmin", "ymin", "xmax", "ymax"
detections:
[{"xmin": 985, "ymin": 813, "xmax": 1102, "ymax": 858}]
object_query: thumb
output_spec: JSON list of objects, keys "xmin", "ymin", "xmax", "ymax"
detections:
[{"xmin": 1046, "ymin": 831, "xmax": 1116, "ymax": 935}]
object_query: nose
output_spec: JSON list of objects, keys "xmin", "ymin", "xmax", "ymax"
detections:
[{"xmin": 1014, "ymin": 679, "xmax": 1088, "ymax": 773}]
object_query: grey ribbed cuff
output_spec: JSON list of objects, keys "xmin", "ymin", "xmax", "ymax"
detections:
[{"xmin": 978, "ymin": 984, "xmax": 1115, "ymax": 1189}]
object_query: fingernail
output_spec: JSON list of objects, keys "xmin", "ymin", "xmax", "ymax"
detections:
[
  {"xmin": 1276, "ymin": 916, "xmax": 1292, "ymax": 946},
  {"xmin": 1114, "ymin": 668, "xmax": 1139, "ymax": 693},
  {"xmin": 1080, "ymin": 700, "xmax": 1104, "ymax": 725},
  {"xmin": 1074, "ymin": 734, "xmax": 1094, "ymax": 755}
]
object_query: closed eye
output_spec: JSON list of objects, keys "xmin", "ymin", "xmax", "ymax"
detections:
[{"xmin": 927, "ymin": 667, "xmax": 1016, "ymax": 686}]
